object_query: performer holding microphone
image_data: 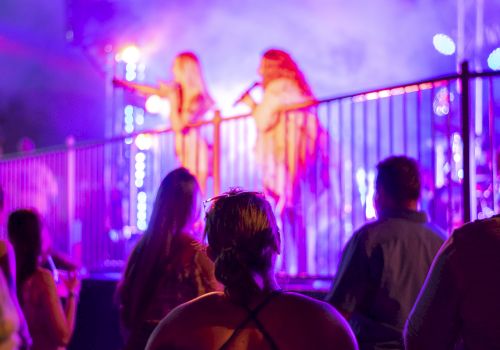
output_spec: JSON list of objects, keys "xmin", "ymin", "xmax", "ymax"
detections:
[
  {"xmin": 236, "ymin": 48, "xmax": 330, "ymax": 275},
  {"xmin": 114, "ymin": 52, "xmax": 214, "ymax": 193}
]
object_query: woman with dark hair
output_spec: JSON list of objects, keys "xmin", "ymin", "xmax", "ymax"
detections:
[
  {"xmin": 8, "ymin": 209, "xmax": 79, "ymax": 350},
  {"xmin": 117, "ymin": 167, "xmax": 218, "ymax": 350},
  {"xmin": 239, "ymin": 49, "xmax": 330, "ymax": 275},
  {"xmin": 146, "ymin": 190, "xmax": 357, "ymax": 350}
]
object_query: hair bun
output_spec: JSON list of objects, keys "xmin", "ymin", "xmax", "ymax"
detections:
[{"xmin": 214, "ymin": 246, "xmax": 245, "ymax": 285}]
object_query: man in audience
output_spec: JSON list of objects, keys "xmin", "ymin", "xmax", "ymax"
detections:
[
  {"xmin": 326, "ymin": 156, "xmax": 445, "ymax": 350},
  {"xmin": 405, "ymin": 213, "xmax": 500, "ymax": 349}
]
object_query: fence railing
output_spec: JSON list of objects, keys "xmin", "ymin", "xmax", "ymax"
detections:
[{"xmin": 1, "ymin": 64, "xmax": 498, "ymax": 277}]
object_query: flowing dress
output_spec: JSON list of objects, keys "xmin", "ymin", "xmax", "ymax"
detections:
[{"xmin": 253, "ymin": 78, "xmax": 329, "ymax": 274}]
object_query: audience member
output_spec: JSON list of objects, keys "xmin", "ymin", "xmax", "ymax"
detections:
[
  {"xmin": 8, "ymin": 209, "xmax": 79, "ymax": 350},
  {"xmin": 326, "ymin": 156, "xmax": 445, "ymax": 350},
  {"xmin": 0, "ymin": 185, "xmax": 31, "ymax": 349},
  {"xmin": 116, "ymin": 168, "xmax": 219, "ymax": 350},
  {"xmin": 146, "ymin": 190, "xmax": 358, "ymax": 350},
  {"xmin": 405, "ymin": 213, "xmax": 500, "ymax": 350},
  {"xmin": 0, "ymin": 242, "xmax": 20, "ymax": 350}
]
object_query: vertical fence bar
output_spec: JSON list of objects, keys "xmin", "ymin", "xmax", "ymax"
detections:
[
  {"xmin": 488, "ymin": 77, "xmax": 498, "ymax": 213},
  {"xmin": 431, "ymin": 86, "xmax": 437, "ymax": 198},
  {"xmin": 389, "ymin": 95, "xmax": 394, "ymax": 154},
  {"xmin": 417, "ymin": 89, "xmax": 422, "ymax": 162},
  {"xmin": 338, "ymin": 100, "xmax": 345, "ymax": 266},
  {"xmin": 403, "ymin": 92, "xmax": 408, "ymax": 154},
  {"xmin": 363, "ymin": 100, "xmax": 368, "ymax": 175},
  {"xmin": 461, "ymin": 61, "xmax": 472, "ymax": 223},
  {"xmin": 213, "ymin": 110, "xmax": 222, "ymax": 195},
  {"xmin": 66, "ymin": 137, "xmax": 77, "ymax": 263},
  {"xmin": 376, "ymin": 97, "xmax": 381, "ymax": 160},
  {"xmin": 350, "ymin": 99, "xmax": 356, "ymax": 232}
]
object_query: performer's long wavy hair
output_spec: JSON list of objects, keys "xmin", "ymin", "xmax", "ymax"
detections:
[
  {"xmin": 173, "ymin": 52, "xmax": 214, "ymax": 110},
  {"xmin": 117, "ymin": 168, "xmax": 201, "ymax": 329},
  {"xmin": 259, "ymin": 49, "xmax": 314, "ymax": 99}
]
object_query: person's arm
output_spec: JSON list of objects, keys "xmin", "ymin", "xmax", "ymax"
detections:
[
  {"xmin": 112, "ymin": 78, "xmax": 166, "ymax": 96},
  {"xmin": 404, "ymin": 239, "xmax": 460, "ymax": 350},
  {"xmin": 0, "ymin": 240, "xmax": 16, "ymax": 290},
  {"xmin": 37, "ymin": 270, "xmax": 79, "ymax": 346},
  {"xmin": 0, "ymin": 241, "xmax": 32, "ymax": 348},
  {"xmin": 251, "ymin": 80, "xmax": 287, "ymax": 132},
  {"xmin": 0, "ymin": 270, "xmax": 20, "ymax": 348}
]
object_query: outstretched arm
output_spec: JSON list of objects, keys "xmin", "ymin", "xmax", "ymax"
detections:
[{"xmin": 112, "ymin": 78, "xmax": 166, "ymax": 97}]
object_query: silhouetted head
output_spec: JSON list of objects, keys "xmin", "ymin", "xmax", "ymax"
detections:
[
  {"xmin": 8, "ymin": 209, "xmax": 42, "ymax": 291},
  {"xmin": 259, "ymin": 48, "xmax": 314, "ymax": 98},
  {"xmin": 375, "ymin": 156, "xmax": 421, "ymax": 213},
  {"xmin": 204, "ymin": 189, "xmax": 280, "ymax": 301},
  {"xmin": 147, "ymin": 167, "xmax": 201, "ymax": 246}
]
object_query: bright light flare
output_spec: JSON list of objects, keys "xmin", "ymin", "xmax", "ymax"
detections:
[
  {"xmin": 116, "ymin": 45, "xmax": 141, "ymax": 64},
  {"xmin": 487, "ymin": 48, "xmax": 500, "ymax": 71},
  {"xmin": 433, "ymin": 34, "xmax": 456, "ymax": 56},
  {"xmin": 145, "ymin": 95, "xmax": 171, "ymax": 115},
  {"xmin": 135, "ymin": 133, "xmax": 153, "ymax": 151}
]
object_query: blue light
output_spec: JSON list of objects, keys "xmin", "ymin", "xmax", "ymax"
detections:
[
  {"xmin": 487, "ymin": 48, "xmax": 500, "ymax": 71},
  {"xmin": 433, "ymin": 34, "xmax": 456, "ymax": 56}
]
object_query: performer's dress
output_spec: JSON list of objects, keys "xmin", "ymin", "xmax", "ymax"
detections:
[
  {"xmin": 253, "ymin": 78, "xmax": 329, "ymax": 274},
  {"xmin": 169, "ymin": 91, "xmax": 212, "ymax": 194}
]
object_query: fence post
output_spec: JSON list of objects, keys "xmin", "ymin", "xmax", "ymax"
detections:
[
  {"xmin": 460, "ymin": 61, "xmax": 472, "ymax": 223},
  {"xmin": 213, "ymin": 110, "xmax": 222, "ymax": 196},
  {"xmin": 65, "ymin": 136, "xmax": 79, "ymax": 263}
]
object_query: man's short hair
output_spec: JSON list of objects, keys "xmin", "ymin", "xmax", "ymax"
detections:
[{"xmin": 376, "ymin": 156, "xmax": 421, "ymax": 204}]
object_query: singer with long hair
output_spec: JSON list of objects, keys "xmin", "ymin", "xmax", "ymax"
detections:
[
  {"xmin": 238, "ymin": 49, "xmax": 329, "ymax": 275},
  {"xmin": 114, "ymin": 52, "xmax": 214, "ymax": 193}
]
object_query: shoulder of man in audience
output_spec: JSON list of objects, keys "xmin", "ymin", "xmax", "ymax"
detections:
[{"xmin": 449, "ymin": 213, "xmax": 500, "ymax": 247}]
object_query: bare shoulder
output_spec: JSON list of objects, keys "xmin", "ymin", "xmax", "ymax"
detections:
[
  {"xmin": 30, "ymin": 267, "xmax": 56, "ymax": 288},
  {"xmin": 275, "ymin": 292, "xmax": 358, "ymax": 349},
  {"xmin": 146, "ymin": 292, "xmax": 224, "ymax": 350}
]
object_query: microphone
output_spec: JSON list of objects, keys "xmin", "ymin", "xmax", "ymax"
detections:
[{"xmin": 233, "ymin": 82, "xmax": 261, "ymax": 107}]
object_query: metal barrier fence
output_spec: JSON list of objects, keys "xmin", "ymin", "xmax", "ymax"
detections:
[{"xmin": 1, "ymin": 65, "xmax": 498, "ymax": 276}]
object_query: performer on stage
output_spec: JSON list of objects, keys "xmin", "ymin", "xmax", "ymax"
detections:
[
  {"xmin": 114, "ymin": 52, "xmax": 214, "ymax": 193},
  {"xmin": 238, "ymin": 49, "xmax": 329, "ymax": 275}
]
